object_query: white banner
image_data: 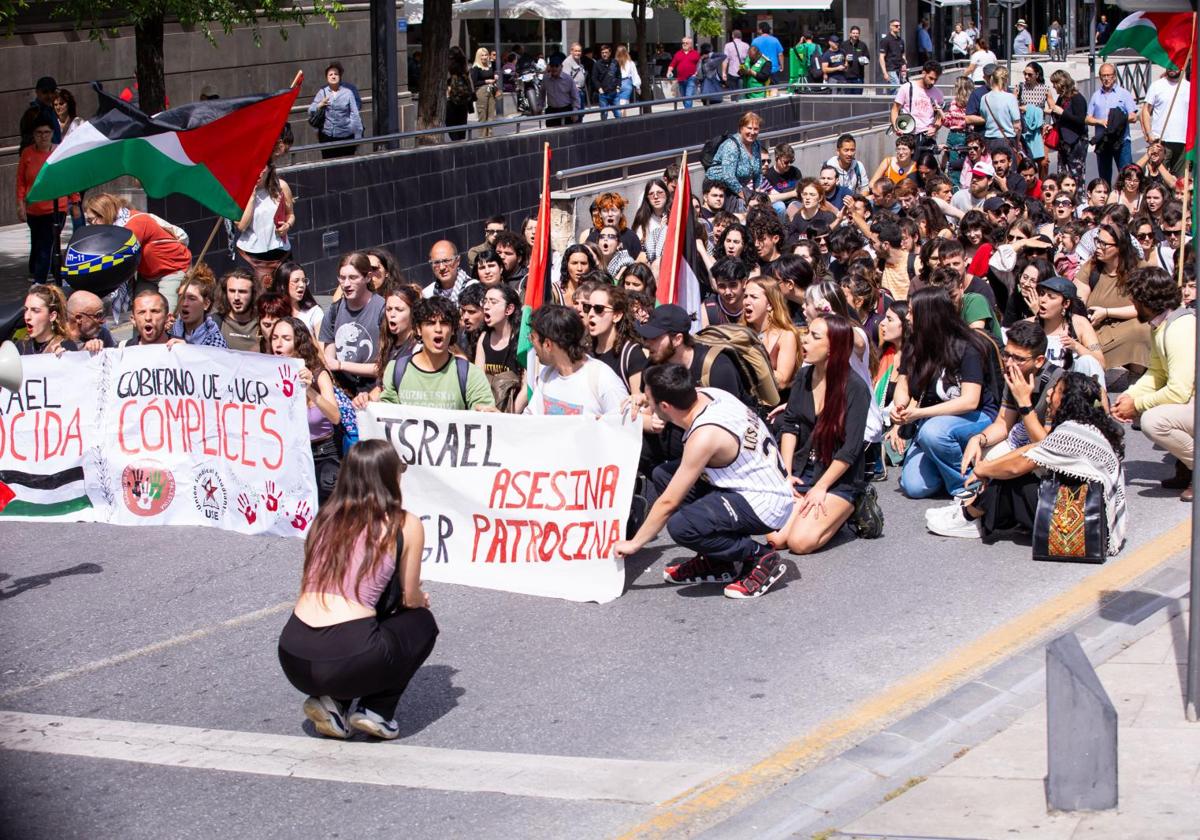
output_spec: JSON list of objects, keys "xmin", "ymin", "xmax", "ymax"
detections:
[
  {"xmin": 359, "ymin": 403, "xmax": 642, "ymax": 603},
  {"xmin": 0, "ymin": 346, "xmax": 317, "ymax": 537}
]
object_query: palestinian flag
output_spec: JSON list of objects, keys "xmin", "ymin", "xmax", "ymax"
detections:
[
  {"xmin": 27, "ymin": 78, "xmax": 302, "ymax": 220},
  {"xmin": 516, "ymin": 143, "xmax": 555, "ymax": 369},
  {"xmin": 0, "ymin": 468, "xmax": 92, "ymax": 518},
  {"xmin": 656, "ymin": 151, "xmax": 708, "ymax": 332},
  {"xmin": 1101, "ymin": 12, "xmax": 1194, "ymax": 72}
]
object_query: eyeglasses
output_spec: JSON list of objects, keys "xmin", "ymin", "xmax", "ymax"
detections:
[
  {"xmin": 579, "ymin": 303, "xmax": 611, "ymax": 315},
  {"xmin": 598, "ymin": 233, "xmax": 618, "ymax": 240},
  {"xmin": 1096, "ymin": 239, "xmax": 1117, "ymax": 249},
  {"xmin": 71, "ymin": 311, "xmax": 105, "ymax": 321},
  {"xmin": 485, "ymin": 227, "xmax": 504, "ymax": 235},
  {"xmin": 430, "ymin": 257, "xmax": 458, "ymax": 267},
  {"xmin": 1001, "ymin": 350, "xmax": 1035, "ymax": 363},
  {"xmin": 1053, "ymin": 198, "xmax": 1074, "ymax": 206}
]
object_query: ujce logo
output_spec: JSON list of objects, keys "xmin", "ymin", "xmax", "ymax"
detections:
[{"xmin": 192, "ymin": 467, "xmax": 227, "ymax": 522}]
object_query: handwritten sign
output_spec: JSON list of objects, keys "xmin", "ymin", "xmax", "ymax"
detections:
[
  {"xmin": 359, "ymin": 403, "xmax": 642, "ymax": 603},
  {"xmin": 0, "ymin": 346, "xmax": 317, "ymax": 537}
]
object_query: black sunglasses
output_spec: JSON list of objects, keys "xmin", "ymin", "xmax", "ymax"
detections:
[{"xmin": 580, "ymin": 303, "xmax": 611, "ymax": 315}]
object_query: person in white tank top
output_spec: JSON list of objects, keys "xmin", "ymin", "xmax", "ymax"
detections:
[{"xmin": 616, "ymin": 362, "xmax": 793, "ymax": 599}]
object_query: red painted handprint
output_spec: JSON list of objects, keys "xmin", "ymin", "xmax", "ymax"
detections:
[
  {"xmin": 236, "ymin": 493, "xmax": 257, "ymax": 524},
  {"xmin": 262, "ymin": 481, "xmax": 282, "ymax": 512},
  {"xmin": 290, "ymin": 501, "xmax": 312, "ymax": 531},
  {"xmin": 278, "ymin": 365, "xmax": 296, "ymax": 398}
]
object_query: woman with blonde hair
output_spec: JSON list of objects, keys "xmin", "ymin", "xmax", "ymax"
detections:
[
  {"xmin": 18, "ymin": 284, "xmax": 76, "ymax": 355},
  {"xmin": 470, "ymin": 48, "xmax": 498, "ymax": 136},
  {"xmin": 943, "ymin": 75, "xmax": 973, "ymax": 171},
  {"xmin": 83, "ymin": 192, "xmax": 192, "ymax": 314},
  {"xmin": 741, "ymin": 277, "xmax": 799, "ymax": 389},
  {"xmin": 615, "ymin": 45, "xmax": 641, "ymax": 116}
]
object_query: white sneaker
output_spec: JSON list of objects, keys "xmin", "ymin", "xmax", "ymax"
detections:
[
  {"xmin": 924, "ymin": 502, "xmax": 961, "ymax": 525},
  {"xmin": 349, "ymin": 706, "xmax": 401, "ymax": 740},
  {"xmin": 927, "ymin": 504, "xmax": 983, "ymax": 539}
]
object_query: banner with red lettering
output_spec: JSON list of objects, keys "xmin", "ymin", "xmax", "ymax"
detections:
[
  {"xmin": 0, "ymin": 346, "xmax": 317, "ymax": 537},
  {"xmin": 359, "ymin": 403, "xmax": 641, "ymax": 603}
]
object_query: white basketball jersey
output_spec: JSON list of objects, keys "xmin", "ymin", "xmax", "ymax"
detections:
[{"xmin": 684, "ymin": 388, "xmax": 793, "ymax": 529}]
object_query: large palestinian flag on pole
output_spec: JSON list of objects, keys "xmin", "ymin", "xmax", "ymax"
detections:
[
  {"xmin": 516, "ymin": 143, "xmax": 554, "ymax": 369},
  {"xmin": 656, "ymin": 151, "xmax": 707, "ymax": 332},
  {"xmin": 1101, "ymin": 12, "xmax": 1194, "ymax": 71},
  {"xmin": 27, "ymin": 78, "xmax": 302, "ymax": 220}
]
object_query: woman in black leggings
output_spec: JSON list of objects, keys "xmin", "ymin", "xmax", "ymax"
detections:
[{"xmin": 278, "ymin": 439, "xmax": 438, "ymax": 739}]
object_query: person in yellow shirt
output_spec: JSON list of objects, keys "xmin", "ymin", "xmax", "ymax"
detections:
[{"xmin": 1111, "ymin": 265, "xmax": 1196, "ymax": 500}]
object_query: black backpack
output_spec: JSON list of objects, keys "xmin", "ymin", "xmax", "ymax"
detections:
[{"xmin": 701, "ymin": 133, "xmax": 736, "ymax": 170}]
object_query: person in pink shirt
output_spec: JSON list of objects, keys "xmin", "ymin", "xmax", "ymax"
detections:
[
  {"xmin": 667, "ymin": 37, "xmax": 701, "ymax": 108},
  {"xmin": 723, "ymin": 30, "xmax": 749, "ymax": 91}
]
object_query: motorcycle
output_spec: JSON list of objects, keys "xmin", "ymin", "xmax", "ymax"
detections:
[{"xmin": 515, "ymin": 68, "xmax": 542, "ymax": 115}]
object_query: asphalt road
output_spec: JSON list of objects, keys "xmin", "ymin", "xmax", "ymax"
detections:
[{"xmin": 0, "ymin": 427, "xmax": 1190, "ymax": 840}]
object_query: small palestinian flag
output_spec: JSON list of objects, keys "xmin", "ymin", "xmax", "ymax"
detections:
[
  {"xmin": 0, "ymin": 468, "xmax": 92, "ymax": 518},
  {"xmin": 516, "ymin": 142, "xmax": 555, "ymax": 369},
  {"xmin": 1101, "ymin": 12, "xmax": 1194, "ymax": 72},
  {"xmin": 657, "ymin": 151, "xmax": 708, "ymax": 332},
  {"xmin": 27, "ymin": 78, "xmax": 301, "ymax": 220}
]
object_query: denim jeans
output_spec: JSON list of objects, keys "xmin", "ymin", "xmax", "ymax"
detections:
[
  {"xmin": 615, "ymin": 79, "xmax": 634, "ymax": 117},
  {"xmin": 598, "ymin": 90, "xmax": 619, "ymax": 119},
  {"xmin": 1095, "ymin": 138, "xmax": 1133, "ymax": 184},
  {"xmin": 900, "ymin": 410, "xmax": 993, "ymax": 498},
  {"xmin": 886, "ymin": 69, "xmax": 902, "ymax": 95},
  {"xmin": 678, "ymin": 76, "xmax": 697, "ymax": 108}
]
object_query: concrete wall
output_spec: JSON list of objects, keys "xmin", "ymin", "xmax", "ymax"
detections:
[
  {"xmin": 1, "ymin": 9, "xmax": 412, "ymax": 226},
  {"xmin": 154, "ymin": 94, "xmax": 894, "ymax": 295}
]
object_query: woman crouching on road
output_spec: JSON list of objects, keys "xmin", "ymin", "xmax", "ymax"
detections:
[{"xmin": 278, "ymin": 439, "xmax": 438, "ymax": 740}]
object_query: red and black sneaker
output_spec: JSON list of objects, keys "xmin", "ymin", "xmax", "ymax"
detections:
[
  {"xmin": 724, "ymin": 550, "xmax": 787, "ymax": 599},
  {"xmin": 663, "ymin": 554, "xmax": 742, "ymax": 585}
]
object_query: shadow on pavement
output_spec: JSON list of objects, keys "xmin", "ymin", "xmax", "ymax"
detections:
[{"xmin": 0, "ymin": 563, "xmax": 104, "ymax": 600}]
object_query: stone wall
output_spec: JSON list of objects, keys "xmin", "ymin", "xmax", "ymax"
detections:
[{"xmin": 155, "ymin": 95, "xmax": 893, "ymax": 294}]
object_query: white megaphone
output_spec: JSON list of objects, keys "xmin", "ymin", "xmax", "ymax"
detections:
[
  {"xmin": 894, "ymin": 112, "xmax": 916, "ymax": 135},
  {"xmin": 0, "ymin": 341, "xmax": 23, "ymax": 392}
]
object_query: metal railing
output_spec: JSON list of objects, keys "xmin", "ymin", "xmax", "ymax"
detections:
[{"xmin": 554, "ymin": 110, "xmax": 897, "ymax": 190}]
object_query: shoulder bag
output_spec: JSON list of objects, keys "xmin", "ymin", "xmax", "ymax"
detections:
[{"xmin": 1032, "ymin": 474, "xmax": 1108, "ymax": 563}]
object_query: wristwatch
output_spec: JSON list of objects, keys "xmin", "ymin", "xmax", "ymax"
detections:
[{"xmin": 1017, "ymin": 404, "xmax": 1035, "ymax": 416}]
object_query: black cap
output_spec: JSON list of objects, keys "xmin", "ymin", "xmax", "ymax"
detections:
[
  {"xmin": 983, "ymin": 196, "xmax": 1010, "ymax": 213},
  {"xmin": 547, "ymin": 52, "xmax": 565, "ymax": 66},
  {"xmin": 635, "ymin": 304, "xmax": 691, "ymax": 339},
  {"xmin": 1037, "ymin": 276, "xmax": 1078, "ymax": 299},
  {"xmin": 35, "ymin": 76, "xmax": 57, "ymax": 93}
]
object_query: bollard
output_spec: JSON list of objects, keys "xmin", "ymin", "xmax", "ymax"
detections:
[{"xmin": 1045, "ymin": 632, "xmax": 1118, "ymax": 811}]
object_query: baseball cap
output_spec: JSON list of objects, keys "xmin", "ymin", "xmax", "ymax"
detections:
[
  {"xmin": 1036, "ymin": 276, "xmax": 1078, "ymax": 299},
  {"xmin": 982, "ymin": 63, "xmax": 998, "ymax": 78},
  {"xmin": 827, "ymin": 34, "xmax": 841, "ymax": 43},
  {"xmin": 35, "ymin": 76, "xmax": 57, "ymax": 93},
  {"xmin": 635, "ymin": 304, "xmax": 692, "ymax": 339},
  {"xmin": 547, "ymin": 52, "xmax": 565, "ymax": 66},
  {"xmin": 971, "ymin": 161, "xmax": 996, "ymax": 178},
  {"xmin": 983, "ymin": 196, "xmax": 1010, "ymax": 213}
]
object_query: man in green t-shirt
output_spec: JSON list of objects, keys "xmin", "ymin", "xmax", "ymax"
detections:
[
  {"xmin": 788, "ymin": 33, "xmax": 820, "ymax": 92},
  {"xmin": 378, "ymin": 296, "xmax": 497, "ymax": 411},
  {"xmin": 928, "ymin": 266, "xmax": 1003, "ymax": 344}
]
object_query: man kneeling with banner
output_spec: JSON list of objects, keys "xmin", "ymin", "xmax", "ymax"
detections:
[{"xmin": 614, "ymin": 363, "xmax": 793, "ymax": 600}]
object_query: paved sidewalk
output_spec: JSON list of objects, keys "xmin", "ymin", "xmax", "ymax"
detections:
[{"xmin": 839, "ymin": 608, "xmax": 1200, "ymax": 840}]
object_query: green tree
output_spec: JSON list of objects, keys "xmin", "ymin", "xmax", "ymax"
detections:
[
  {"xmin": 629, "ymin": 0, "xmax": 741, "ymax": 104},
  {"xmin": 1, "ymin": 1, "xmax": 341, "ymax": 115}
]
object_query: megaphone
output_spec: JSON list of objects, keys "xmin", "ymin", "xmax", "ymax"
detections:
[
  {"xmin": 0, "ymin": 341, "xmax": 22, "ymax": 393},
  {"xmin": 894, "ymin": 112, "xmax": 916, "ymax": 135}
]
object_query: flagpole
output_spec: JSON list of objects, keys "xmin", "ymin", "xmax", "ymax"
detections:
[{"xmin": 1184, "ymin": 11, "xmax": 1199, "ymax": 725}]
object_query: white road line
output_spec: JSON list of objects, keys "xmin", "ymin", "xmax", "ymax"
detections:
[
  {"xmin": 0, "ymin": 602, "xmax": 294, "ymax": 700},
  {"xmin": 0, "ymin": 711, "xmax": 724, "ymax": 804}
]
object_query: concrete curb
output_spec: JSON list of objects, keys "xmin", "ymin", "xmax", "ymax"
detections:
[{"xmin": 696, "ymin": 559, "xmax": 1192, "ymax": 840}]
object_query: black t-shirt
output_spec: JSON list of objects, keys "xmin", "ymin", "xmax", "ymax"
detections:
[
  {"xmin": 880, "ymin": 34, "xmax": 906, "ymax": 71},
  {"xmin": 843, "ymin": 40, "xmax": 870, "ymax": 80},
  {"xmin": 17, "ymin": 337, "xmax": 79, "ymax": 355},
  {"xmin": 789, "ymin": 210, "xmax": 835, "ymax": 239},
  {"xmin": 918, "ymin": 343, "xmax": 998, "ymax": 418},
  {"xmin": 820, "ymin": 49, "xmax": 847, "ymax": 79},
  {"xmin": 764, "ymin": 164, "xmax": 801, "ymax": 195},
  {"xmin": 481, "ymin": 331, "xmax": 519, "ymax": 375},
  {"xmin": 703, "ymin": 295, "xmax": 741, "ymax": 326},
  {"xmin": 593, "ymin": 340, "xmax": 647, "ymax": 390},
  {"xmin": 585, "ymin": 227, "xmax": 644, "ymax": 259},
  {"xmin": 690, "ymin": 344, "xmax": 747, "ymax": 403}
]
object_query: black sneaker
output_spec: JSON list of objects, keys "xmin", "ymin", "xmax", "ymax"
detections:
[
  {"xmin": 625, "ymin": 494, "xmax": 648, "ymax": 539},
  {"xmin": 663, "ymin": 554, "xmax": 742, "ymax": 584},
  {"xmin": 723, "ymin": 550, "xmax": 787, "ymax": 599}
]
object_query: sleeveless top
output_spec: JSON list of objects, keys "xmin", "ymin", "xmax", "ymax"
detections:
[
  {"xmin": 482, "ymin": 331, "xmax": 519, "ymax": 374},
  {"xmin": 308, "ymin": 403, "xmax": 334, "ymax": 441},
  {"xmin": 684, "ymin": 388, "xmax": 793, "ymax": 529},
  {"xmin": 885, "ymin": 157, "xmax": 916, "ymax": 185},
  {"xmin": 236, "ymin": 187, "xmax": 289, "ymax": 254},
  {"xmin": 304, "ymin": 530, "xmax": 395, "ymax": 607}
]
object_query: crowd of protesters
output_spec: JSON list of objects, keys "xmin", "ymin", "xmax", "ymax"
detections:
[{"xmin": 10, "ymin": 43, "xmax": 1198, "ymax": 739}]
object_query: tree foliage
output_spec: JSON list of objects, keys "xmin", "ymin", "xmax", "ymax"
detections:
[{"xmin": 630, "ymin": 0, "xmax": 741, "ymax": 102}]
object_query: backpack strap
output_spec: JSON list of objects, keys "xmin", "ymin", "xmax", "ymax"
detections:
[
  {"xmin": 698, "ymin": 344, "xmax": 717, "ymax": 388},
  {"xmin": 454, "ymin": 356, "xmax": 471, "ymax": 406},
  {"xmin": 392, "ymin": 353, "xmax": 413, "ymax": 392},
  {"xmin": 619, "ymin": 341, "xmax": 635, "ymax": 389}
]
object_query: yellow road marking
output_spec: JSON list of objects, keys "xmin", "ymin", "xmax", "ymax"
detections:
[{"xmin": 616, "ymin": 519, "xmax": 1191, "ymax": 839}]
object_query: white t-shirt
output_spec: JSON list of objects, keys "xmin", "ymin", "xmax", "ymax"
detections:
[
  {"xmin": 1144, "ymin": 77, "xmax": 1191, "ymax": 143},
  {"xmin": 951, "ymin": 31, "xmax": 974, "ymax": 54},
  {"xmin": 525, "ymin": 357, "xmax": 629, "ymax": 416},
  {"xmin": 969, "ymin": 50, "xmax": 998, "ymax": 83}
]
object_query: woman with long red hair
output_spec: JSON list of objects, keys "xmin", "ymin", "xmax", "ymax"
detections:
[{"xmin": 769, "ymin": 314, "xmax": 872, "ymax": 555}]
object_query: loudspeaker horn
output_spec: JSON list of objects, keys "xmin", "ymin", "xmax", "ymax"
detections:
[
  {"xmin": 0, "ymin": 341, "xmax": 21, "ymax": 393},
  {"xmin": 894, "ymin": 112, "xmax": 916, "ymax": 135}
]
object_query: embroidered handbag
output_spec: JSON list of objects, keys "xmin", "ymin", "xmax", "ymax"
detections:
[{"xmin": 1032, "ymin": 474, "xmax": 1107, "ymax": 564}]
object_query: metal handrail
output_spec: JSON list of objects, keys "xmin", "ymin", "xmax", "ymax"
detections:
[{"xmin": 554, "ymin": 109, "xmax": 897, "ymax": 188}]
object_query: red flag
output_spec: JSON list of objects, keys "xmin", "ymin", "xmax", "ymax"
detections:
[
  {"xmin": 656, "ymin": 151, "xmax": 708, "ymax": 331},
  {"xmin": 517, "ymin": 143, "xmax": 553, "ymax": 363}
]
